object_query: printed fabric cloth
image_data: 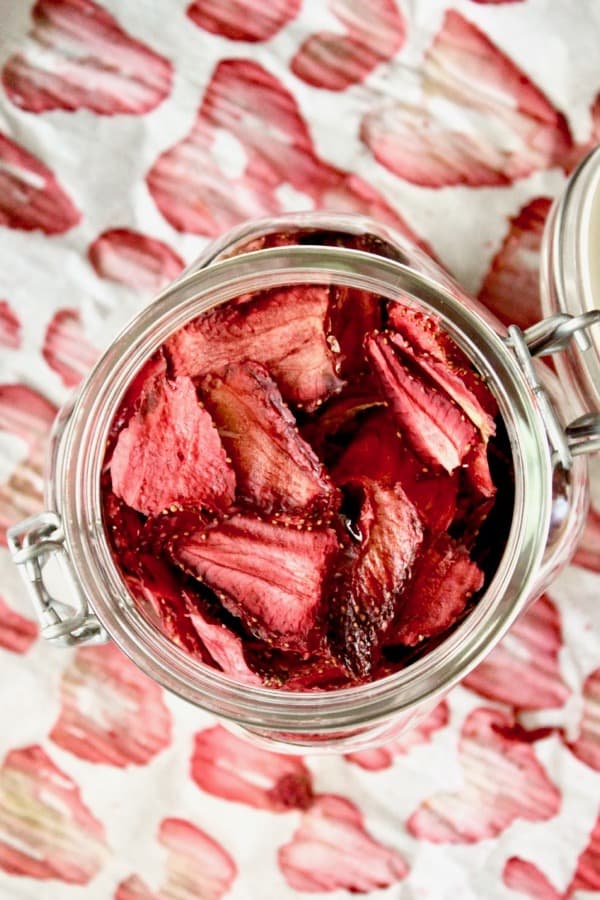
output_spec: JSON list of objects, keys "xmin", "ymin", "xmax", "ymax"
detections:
[{"xmin": 0, "ymin": 1, "xmax": 599, "ymax": 898}]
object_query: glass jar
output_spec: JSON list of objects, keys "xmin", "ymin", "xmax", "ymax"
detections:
[{"xmin": 7, "ymin": 165, "xmax": 600, "ymax": 754}]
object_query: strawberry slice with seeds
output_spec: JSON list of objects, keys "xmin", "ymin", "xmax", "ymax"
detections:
[
  {"xmin": 388, "ymin": 535, "xmax": 484, "ymax": 647},
  {"xmin": 170, "ymin": 514, "xmax": 339, "ymax": 652},
  {"xmin": 332, "ymin": 412, "xmax": 458, "ymax": 533},
  {"xmin": 185, "ymin": 597, "xmax": 262, "ymax": 685},
  {"xmin": 366, "ymin": 331, "xmax": 477, "ymax": 473},
  {"xmin": 201, "ymin": 362, "xmax": 337, "ymax": 517},
  {"xmin": 330, "ymin": 479, "xmax": 423, "ymax": 676},
  {"xmin": 388, "ymin": 303, "xmax": 497, "ymax": 440},
  {"xmin": 165, "ymin": 285, "xmax": 343, "ymax": 411},
  {"xmin": 110, "ymin": 372, "xmax": 235, "ymax": 517}
]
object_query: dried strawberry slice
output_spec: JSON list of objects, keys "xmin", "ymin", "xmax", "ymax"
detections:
[
  {"xmin": 330, "ymin": 286, "xmax": 383, "ymax": 375},
  {"xmin": 170, "ymin": 514, "xmax": 339, "ymax": 652},
  {"xmin": 102, "ymin": 487, "xmax": 143, "ymax": 571},
  {"xmin": 388, "ymin": 535, "xmax": 484, "ymax": 647},
  {"xmin": 387, "ymin": 329, "xmax": 496, "ymax": 443},
  {"xmin": 366, "ymin": 331, "xmax": 477, "ymax": 473},
  {"xmin": 125, "ymin": 555, "xmax": 208, "ymax": 658},
  {"xmin": 165, "ymin": 285, "xmax": 343, "ymax": 411},
  {"xmin": 110, "ymin": 372, "xmax": 235, "ymax": 517},
  {"xmin": 183, "ymin": 597, "xmax": 262, "ymax": 685},
  {"xmin": 331, "ymin": 411, "xmax": 458, "ymax": 533},
  {"xmin": 201, "ymin": 362, "xmax": 337, "ymax": 517},
  {"xmin": 330, "ymin": 479, "xmax": 423, "ymax": 676}
]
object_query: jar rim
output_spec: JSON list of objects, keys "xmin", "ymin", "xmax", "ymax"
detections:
[{"xmin": 56, "ymin": 245, "xmax": 553, "ymax": 732}]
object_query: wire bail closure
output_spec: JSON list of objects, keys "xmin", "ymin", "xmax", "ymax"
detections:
[
  {"xmin": 507, "ymin": 310, "xmax": 600, "ymax": 467},
  {"xmin": 7, "ymin": 512, "xmax": 108, "ymax": 647}
]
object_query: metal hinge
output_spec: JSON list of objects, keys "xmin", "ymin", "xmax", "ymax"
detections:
[
  {"xmin": 7, "ymin": 512, "xmax": 108, "ymax": 647},
  {"xmin": 505, "ymin": 311, "xmax": 600, "ymax": 469}
]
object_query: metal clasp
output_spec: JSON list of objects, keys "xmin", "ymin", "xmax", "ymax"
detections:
[
  {"xmin": 7, "ymin": 512, "xmax": 108, "ymax": 647},
  {"xmin": 506, "ymin": 311, "xmax": 600, "ymax": 468}
]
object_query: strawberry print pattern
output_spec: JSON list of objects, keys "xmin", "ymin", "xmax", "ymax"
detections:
[
  {"xmin": 0, "ymin": 300, "xmax": 21, "ymax": 349},
  {"xmin": 0, "ymin": 745, "xmax": 108, "ymax": 883},
  {"xmin": 3, "ymin": 0, "xmax": 173, "ymax": 115},
  {"xmin": 361, "ymin": 11, "xmax": 573, "ymax": 187},
  {"xmin": 49, "ymin": 643, "xmax": 172, "ymax": 766},
  {"xmin": 407, "ymin": 708, "xmax": 560, "ymax": 842},
  {"xmin": 116, "ymin": 817, "xmax": 236, "ymax": 900},
  {"xmin": 291, "ymin": 0, "xmax": 406, "ymax": 91},
  {"xmin": 0, "ymin": 1, "xmax": 599, "ymax": 898},
  {"xmin": 88, "ymin": 229, "xmax": 184, "ymax": 293},
  {"xmin": 42, "ymin": 308, "xmax": 99, "ymax": 387},
  {"xmin": 187, "ymin": 0, "xmax": 301, "ymax": 42},
  {"xmin": 0, "ymin": 132, "xmax": 80, "ymax": 233}
]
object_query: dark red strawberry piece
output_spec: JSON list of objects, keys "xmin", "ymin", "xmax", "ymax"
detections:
[
  {"xmin": 243, "ymin": 643, "xmax": 355, "ymax": 691},
  {"xmin": 170, "ymin": 513, "xmax": 339, "ymax": 652},
  {"xmin": 386, "ymin": 326, "xmax": 496, "ymax": 442},
  {"xmin": 330, "ymin": 479, "xmax": 423, "ymax": 676},
  {"xmin": 110, "ymin": 372, "xmax": 235, "ymax": 517},
  {"xmin": 366, "ymin": 331, "xmax": 477, "ymax": 473},
  {"xmin": 388, "ymin": 535, "xmax": 484, "ymax": 647},
  {"xmin": 300, "ymin": 378, "xmax": 385, "ymax": 462},
  {"xmin": 165, "ymin": 285, "xmax": 343, "ymax": 411},
  {"xmin": 330, "ymin": 286, "xmax": 383, "ymax": 375},
  {"xmin": 200, "ymin": 362, "xmax": 337, "ymax": 518},
  {"xmin": 332, "ymin": 411, "xmax": 458, "ymax": 533}
]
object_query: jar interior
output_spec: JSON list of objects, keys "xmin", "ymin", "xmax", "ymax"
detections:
[{"xmin": 58, "ymin": 246, "xmax": 552, "ymax": 733}]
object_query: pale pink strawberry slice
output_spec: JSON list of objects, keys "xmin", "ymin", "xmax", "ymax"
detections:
[
  {"xmin": 330, "ymin": 478, "xmax": 423, "ymax": 676},
  {"xmin": 117, "ymin": 816, "xmax": 237, "ymax": 900},
  {"xmin": 191, "ymin": 724, "xmax": 313, "ymax": 810},
  {"xmin": 0, "ymin": 301, "xmax": 21, "ymax": 349},
  {"xmin": 386, "ymin": 321, "xmax": 497, "ymax": 441},
  {"xmin": 478, "ymin": 197, "xmax": 552, "ymax": 329},
  {"xmin": 361, "ymin": 11, "xmax": 572, "ymax": 187},
  {"xmin": 146, "ymin": 58, "xmax": 423, "ymax": 244},
  {"xmin": 0, "ymin": 745, "xmax": 108, "ymax": 883},
  {"xmin": 166, "ymin": 285, "xmax": 343, "ymax": 411},
  {"xmin": 573, "ymin": 506, "xmax": 600, "ymax": 573},
  {"xmin": 278, "ymin": 794, "xmax": 408, "ymax": 891},
  {"xmin": 345, "ymin": 700, "xmax": 449, "ymax": 770},
  {"xmin": 201, "ymin": 362, "xmax": 337, "ymax": 517},
  {"xmin": 0, "ymin": 595, "xmax": 37, "ymax": 654},
  {"xmin": 366, "ymin": 331, "xmax": 477, "ymax": 473},
  {"xmin": 464, "ymin": 595, "xmax": 569, "ymax": 710},
  {"xmin": 110, "ymin": 373, "xmax": 235, "ymax": 516},
  {"xmin": 564, "ymin": 667, "xmax": 600, "ymax": 772},
  {"xmin": 0, "ymin": 384, "xmax": 57, "ymax": 544},
  {"xmin": 503, "ymin": 857, "xmax": 562, "ymax": 900},
  {"xmin": 187, "ymin": 0, "xmax": 300, "ymax": 41},
  {"xmin": 407, "ymin": 707, "xmax": 560, "ymax": 842},
  {"xmin": 0, "ymin": 132, "xmax": 80, "ymax": 234},
  {"xmin": 49, "ymin": 643, "xmax": 172, "ymax": 767},
  {"xmin": 331, "ymin": 411, "xmax": 459, "ymax": 533},
  {"xmin": 389, "ymin": 535, "xmax": 484, "ymax": 647},
  {"xmin": 504, "ymin": 816, "xmax": 600, "ymax": 898},
  {"xmin": 3, "ymin": 0, "xmax": 173, "ymax": 115},
  {"xmin": 170, "ymin": 513, "xmax": 338, "ymax": 652},
  {"xmin": 291, "ymin": 0, "xmax": 405, "ymax": 91},
  {"xmin": 42, "ymin": 308, "xmax": 99, "ymax": 388},
  {"xmin": 89, "ymin": 229, "xmax": 184, "ymax": 293}
]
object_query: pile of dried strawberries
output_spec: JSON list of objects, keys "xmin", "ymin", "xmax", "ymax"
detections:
[{"xmin": 102, "ymin": 232, "xmax": 511, "ymax": 690}]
